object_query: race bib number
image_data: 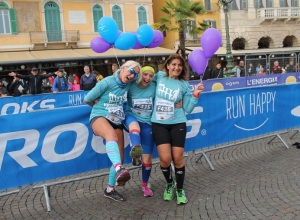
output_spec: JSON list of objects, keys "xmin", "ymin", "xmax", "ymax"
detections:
[
  {"xmin": 132, "ymin": 98, "xmax": 153, "ymax": 116},
  {"xmin": 106, "ymin": 106, "xmax": 125, "ymax": 124},
  {"xmin": 155, "ymin": 98, "xmax": 174, "ymax": 120}
]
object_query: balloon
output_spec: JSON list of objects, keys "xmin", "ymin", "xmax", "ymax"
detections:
[
  {"xmin": 131, "ymin": 32, "xmax": 144, "ymax": 49},
  {"xmin": 90, "ymin": 36, "xmax": 111, "ymax": 53},
  {"xmin": 133, "ymin": 40, "xmax": 144, "ymax": 49},
  {"xmin": 117, "ymin": 30, "xmax": 122, "ymax": 38},
  {"xmin": 98, "ymin": 16, "xmax": 119, "ymax": 43},
  {"xmin": 188, "ymin": 49, "xmax": 208, "ymax": 75},
  {"xmin": 136, "ymin": 24, "xmax": 154, "ymax": 46},
  {"xmin": 147, "ymin": 30, "xmax": 164, "ymax": 48},
  {"xmin": 114, "ymin": 32, "xmax": 137, "ymax": 50},
  {"xmin": 201, "ymin": 28, "xmax": 222, "ymax": 58}
]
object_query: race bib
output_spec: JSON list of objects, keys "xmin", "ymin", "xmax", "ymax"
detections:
[
  {"xmin": 106, "ymin": 106, "xmax": 125, "ymax": 124},
  {"xmin": 155, "ymin": 98, "xmax": 174, "ymax": 120},
  {"xmin": 131, "ymin": 98, "xmax": 153, "ymax": 116}
]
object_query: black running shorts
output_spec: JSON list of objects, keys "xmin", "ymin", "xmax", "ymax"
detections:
[{"xmin": 152, "ymin": 122, "xmax": 186, "ymax": 148}]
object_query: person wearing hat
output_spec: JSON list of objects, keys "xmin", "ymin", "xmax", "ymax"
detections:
[
  {"xmin": 9, "ymin": 67, "xmax": 56, "ymax": 95},
  {"xmin": 123, "ymin": 66, "xmax": 157, "ymax": 197}
]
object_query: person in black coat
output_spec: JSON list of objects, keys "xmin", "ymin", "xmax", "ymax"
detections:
[
  {"xmin": 9, "ymin": 75, "xmax": 29, "ymax": 96},
  {"xmin": 9, "ymin": 67, "xmax": 56, "ymax": 94},
  {"xmin": 211, "ymin": 63, "xmax": 223, "ymax": 78}
]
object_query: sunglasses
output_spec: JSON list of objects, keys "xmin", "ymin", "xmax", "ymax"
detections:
[{"xmin": 128, "ymin": 68, "xmax": 139, "ymax": 79}]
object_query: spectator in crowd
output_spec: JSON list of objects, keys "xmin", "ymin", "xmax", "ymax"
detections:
[
  {"xmin": 9, "ymin": 75, "xmax": 28, "ymax": 96},
  {"xmin": 285, "ymin": 60, "xmax": 296, "ymax": 73},
  {"xmin": 211, "ymin": 63, "xmax": 223, "ymax": 78},
  {"xmin": 41, "ymin": 70, "xmax": 52, "ymax": 93},
  {"xmin": 270, "ymin": 60, "xmax": 282, "ymax": 74},
  {"xmin": 9, "ymin": 67, "xmax": 56, "ymax": 95},
  {"xmin": 232, "ymin": 64, "xmax": 238, "ymax": 75},
  {"xmin": 202, "ymin": 66, "xmax": 212, "ymax": 80},
  {"xmin": 257, "ymin": 67, "xmax": 265, "ymax": 76},
  {"xmin": 236, "ymin": 60, "xmax": 246, "ymax": 77},
  {"xmin": 72, "ymin": 73, "xmax": 80, "ymax": 84},
  {"xmin": 1, "ymin": 78, "xmax": 8, "ymax": 87},
  {"xmin": 0, "ymin": 81, "xmax": 7, "ymax": 96},
  {"xmin": 84, "ymin": 60, "xmax": 141, "ymax": 202},
  {"xmin": 52, "ymin": 69, "xmax": 70, "ymax": 93},
  {"xmin": 248, "ymin": 63, "xmax": 256, "ymax": 76},
  {"xmin": 151, "ymin": 54, "xmax": 204, "ymax": 205},
  {"xmin": 70, "ymin": 79, "xmax": 80, "ymax": 91},
  {"xmin": 0, "ymin": 87, "xmax": 10, "ymax": 97},
  {"xmin": 176, "ymin": 47, "xmax": 183, "ymax": 57},
  {"xmin": 93, "ymin": 70, "xmax": 104, "ymax": 82},
  {"xmin": 112, "ymin": 63, "xmax": 119, "ymax": 74},
  {"xmin": 68, "ymin": 73, "xmax": 74, "ymax": 84},
  {"xmin": 80, "ymin": 66, "xmax": 97, "ymax": 90}
]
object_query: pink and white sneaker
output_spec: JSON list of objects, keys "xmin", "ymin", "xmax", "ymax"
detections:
[{"xmin": 142, "ymin": 185, "xmax": 153, "ymax": 197}]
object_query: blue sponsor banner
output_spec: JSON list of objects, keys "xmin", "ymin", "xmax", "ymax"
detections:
[
  {"xmin": 1, "ymin": 83, "xmax": 300, "ymax": 190},
  {"xmin": 188, "ymin": 72, "xmax": 299, "ymax": 92},
  {"xmin": 185, "ymin": 83, "xmax": 300, "ymax": 151},
  {"xmin": 0, "ymin": 91, "xmax": 88, "ymax": 115}
]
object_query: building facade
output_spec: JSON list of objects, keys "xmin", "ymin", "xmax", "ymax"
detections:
[{"xmin": 0, "ymin": 0, "xmax": 174, "ymax": 78}]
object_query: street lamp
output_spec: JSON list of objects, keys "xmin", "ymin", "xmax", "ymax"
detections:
[{"xmin": 220, "ymin": 0, "xmax": 234, "ymax": 77}]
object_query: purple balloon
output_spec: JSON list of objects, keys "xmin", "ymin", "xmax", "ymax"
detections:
[
  {"xmin": 132, "ymin": 32, "xmax": 144, "ymax": 49},
  {"xmin": 201, "ymin": 28, "xmax": 222, "ymax": 58},
  {"xmin": 188, "ymin": 49, "xmax": 208, "ymax": 75},
  {"xmin": 90, "ymin": 36, "xmax": 111, "ymax": 53},
  {"xmin": 147, "ymin": 30, "xmax": 164, "ymax": 48}
]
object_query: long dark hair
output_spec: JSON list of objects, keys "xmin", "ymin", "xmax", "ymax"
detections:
[{"xmin": 163, "ymin": 54, "xmax": 189, "ymax": 81}]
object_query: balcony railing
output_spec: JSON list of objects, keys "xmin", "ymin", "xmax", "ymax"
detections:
[
  {"xmin": 257, "ymin": 7, "xmax": 300, "ymax": 19},
  {"xmin": 29, "ymin": 30, "xmax": 80, "ymax": 44}
]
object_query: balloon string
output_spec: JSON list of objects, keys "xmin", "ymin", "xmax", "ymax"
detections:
[
  {"xmin": 142, "ymin": 47, "xmax": 146, "ymax": 66},
  {"xmin": 112, "ymin": 47, "xmax": 120, "ymax": 68},
  {"xmin": 199, "ymin": 75, "xmax": 203, "ymax": 83}
]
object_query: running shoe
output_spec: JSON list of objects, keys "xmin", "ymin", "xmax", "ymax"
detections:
[
  {"xmin": 104, "ymin": 189, "xmax": 126, "ymax": 201},
  {"xmin": 130, "ymin": 144, "xmax": 143, "ymax": 166},
  {"xmin": 116, "ymin": 166, "xmax": 131, "ymax": 185},
  {"xmin": 142, "ymin": 185, "xmax": 153, "ymax": 197},
  {"xmin": 176, "ymin": 189, "xmax": 188, "ymax": 205},
  {"xmin": 163, "ymin": 182, "xmax": 175, "ymax": 201},
  {"xmin": 132, "ymin": 157, "xmax": 142, "ymax": 166}
]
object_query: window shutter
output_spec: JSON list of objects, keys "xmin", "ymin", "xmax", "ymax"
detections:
[
  {"xmin": 212, "ymin": 20, "xmax": 217, "ymax": 28},
  {"xmin": 9, "ymin": 8, "xmax": 18, "ymax": 34}
]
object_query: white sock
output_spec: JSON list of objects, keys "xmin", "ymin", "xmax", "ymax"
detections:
[{"xmin": 106, "ymin": 185, "xmax": 114, "ymax": 193}]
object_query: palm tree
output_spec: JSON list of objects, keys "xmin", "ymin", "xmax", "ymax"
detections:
[{"xmin": 153, "ymin": 0, "xmax": 207, "ymax": 59}]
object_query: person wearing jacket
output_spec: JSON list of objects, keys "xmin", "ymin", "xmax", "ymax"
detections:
[
  {"xmin": 52, "ymin": 69, "xmax": 70, "ymax": 93},
  {"xmin": 9, "ymin": 75, "xmax": 28, "ymax": 96},
  {"xmin": 9, "ymin": 67, "xmax": 56, "ymax": 95}
]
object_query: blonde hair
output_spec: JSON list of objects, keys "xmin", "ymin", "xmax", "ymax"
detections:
[
  {"xmin": 136, "ymin": 66, "xmax": 155, "ymax": 84},
  {"xmin": 114, "ymin": 60, "xmax": 141, "ymax": 76}
]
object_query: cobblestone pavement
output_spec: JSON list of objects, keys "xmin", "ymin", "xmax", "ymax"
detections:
[{"xmin": 1, "ymin": 131, "xmax": 300, "ymax": 220}]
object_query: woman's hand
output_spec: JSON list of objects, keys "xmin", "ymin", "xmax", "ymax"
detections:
[{"xmin": 193, "ymin": 82, "xmax": 204, "ymax": 97}]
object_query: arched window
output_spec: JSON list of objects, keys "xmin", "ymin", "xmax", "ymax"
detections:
[
  {"xmin": 93, "ymin": 4, "xmax": 103, "ymax": 32},
  {"xmin": 230, "ymin": 0, "xmax": 248, "ymax": 10},
  {"xmin": 280, "ymin": 0, "xmax": 288, "ymax": 6},
  {"xmin": 138, "ymin": 6, "xmax": 147, "ymax": 26},
  {"xmin": 44, "ymin": 2, "xmax": 61, "ymax": 41},
  {"xmin": 0, "ymin": 2, "xmax": 18, "ymax": 34},
  {"xmin": 112, "ymin": 5, "xmax": 123, "ymax": 31}
]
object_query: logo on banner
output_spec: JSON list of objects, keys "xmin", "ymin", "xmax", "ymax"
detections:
[{"xmin": 226, "ymin": 91, "xmax": 276, "ymax": 131}]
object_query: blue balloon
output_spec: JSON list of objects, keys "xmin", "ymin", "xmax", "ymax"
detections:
[
  {"xmin": 98, "ymin": 16, "xmax": 119, "ymax": 43},
  {"xmin": 136, "ymin": 24, "xmax": 154, "ymax": 46},
  {"xmin": 114, "ymin": 32, "xmax": 137, "ymax": 50}
]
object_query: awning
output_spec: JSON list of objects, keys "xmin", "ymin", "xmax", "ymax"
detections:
[
  {"xmin": 186, "ymin": 46, "xmax": 300, "ymax": 56},
  {"xmin": 0, "ymin": 47, "xmax": 176, "ymax": 65}
]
